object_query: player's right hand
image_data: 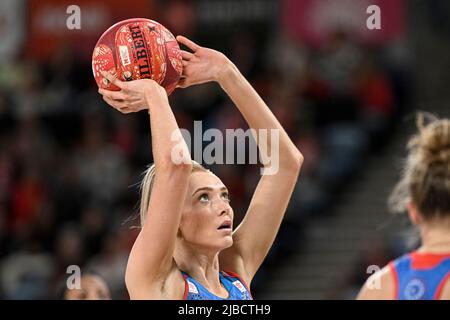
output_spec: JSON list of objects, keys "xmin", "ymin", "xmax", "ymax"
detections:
[{"xmin": 99, "ymin": 71, "xmax": 168, "ymax": 114}]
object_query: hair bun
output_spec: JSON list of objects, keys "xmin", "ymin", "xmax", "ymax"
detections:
[
  {"xmin": 390, "ymin": 112, "xmax": 450, "ymax": 219},
  {"xmin": 410, "ymin": 113, "xmax": 450, "ymax": 163}
]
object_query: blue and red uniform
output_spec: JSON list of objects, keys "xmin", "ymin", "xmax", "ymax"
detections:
[
  {"xmin": 389, "ymin": 251, "xmax": 450, "ymax": 300},
  {"xmin": 181, "ymin": 270, "xmax": 253, "ymax": 300}
]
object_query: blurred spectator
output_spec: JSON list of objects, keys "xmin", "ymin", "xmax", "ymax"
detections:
[
  {"xmin": 80, "ymin": 204, "xmax": 108, "ymax": 257},
  {"xmin": 74, "ymin": 112, "xmax": 129, "ymax": 205},
  {"xmin": 53, "ymin": 224, "xmax": 86, "ymax": 277},
  {"xmin": 86, "ymin": 228, "xmax": 129, "ymax": 300},
  {"xmin": 0, "ymin": 250, "xmax": 54, "ymax": 299},
  {"xmin": 52, "ymin": 155, "xmax": 88, "ymax": 224},
  {"xmin": 10, "ymin": 164, "xmax": 48, "ymax": 236},
  {"xmin": 58, "ymin": 271, "xmax": 111, "ymax": 300}
]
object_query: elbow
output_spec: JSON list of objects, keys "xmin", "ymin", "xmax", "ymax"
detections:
[
  {"xmin": 293, "ymin": 149, "xmax": 304, "ymax": 169},
  {"xmin": 158, "ymin": 155, "xmax": 193, "ymax": 179},
  {"xmin": 281, "ymin": 148, "xmax": 304, "ymax": 174},
  {"xmin": 160, "ymin": 160, "xmax": 193, "ymax": 177},
  {"xmin": 175, "ymin": 161, "xmax": 193, "ymax": 178},
  {"xmin": 158, "ymin": 144, "xmax": 193, "ymax": 174},
  {"xmin": 124, "ymin": 269, "xmax": 132, "ymax": 294},
  {"xmin": 292, "ymin": 150, "xmax": 304, "ymax": 176}
]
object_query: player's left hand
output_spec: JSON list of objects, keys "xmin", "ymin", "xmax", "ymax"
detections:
[{"xmin": 176, "ymin": 35, "xmax": 232, "ymax": 88}]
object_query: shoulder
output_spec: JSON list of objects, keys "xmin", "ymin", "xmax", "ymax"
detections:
[
  {"xmin": 161, "ymin": 266, "xmax": 187, "ymax": 299},
  {"xmin": 219, "ymin": 249, "xmax": 252, "ymax": 287},
  {"xmin": 357, "ymin": 263, "xmax": 397, "ymax": 300},
  {"xmin": 437, "ymin": 272, "xmax": 450, "ymax": 300}
]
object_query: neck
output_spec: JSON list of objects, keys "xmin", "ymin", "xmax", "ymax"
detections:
[
  {"xmin": 418, "ymin": 221, "xmax": 450, "ymax": 253},
  {"xmin": 174, "ymin": 240, "xmax": 225, "ymax": 295}
]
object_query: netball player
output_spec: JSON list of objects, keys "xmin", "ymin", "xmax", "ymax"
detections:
[
  {"xmin": 98, "ymin": 36, "xmax": 303, "ymax": 299},
  {"xmin": 358, "ymin": 114, "xmax": 450, "ymax": 300}
]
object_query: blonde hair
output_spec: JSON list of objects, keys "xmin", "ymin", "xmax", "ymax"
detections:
[
  {"xmin": 139, "ymin": 160, "xmax": 210, "ymax": 228},
  {"xmin": 389, "ymin": 113, "xmax": 450, "ymax": 222}
]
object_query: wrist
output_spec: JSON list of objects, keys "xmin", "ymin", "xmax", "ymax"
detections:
[{"xmin": 216, "ymin": 59, "xmax": 238, "ymax": 84}]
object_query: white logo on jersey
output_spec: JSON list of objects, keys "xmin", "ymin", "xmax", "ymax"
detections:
[
  {"xmin": 232, "ymin": 280, "xmax": 246, "ymax": 293},
  {"xmin": 404, "ymin": 279, "xmax": 426, "ymax": 300},
  {"xmin": 187, "ymin": 280, "xmax": 199, "ymax": 294}
]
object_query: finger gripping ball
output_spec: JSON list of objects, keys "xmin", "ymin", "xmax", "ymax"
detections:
[{"xmin": 92, "ymin": 18, "xmax": 182, "ymax": 95}]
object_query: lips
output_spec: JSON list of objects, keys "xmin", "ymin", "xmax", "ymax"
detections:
[{"xmin": 218, "ymin": 220, "xmax": 232, "ymax": 230}]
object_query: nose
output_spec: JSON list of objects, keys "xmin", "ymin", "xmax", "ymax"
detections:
[
  {"xmin": 212, "ymin": 197, "xmax": 231, "ymax": 217},
  {"xmin": 219, "ymin": 206, "xmax": 229, "ymax": 216},
  {"xmin": 218, "ymin": 203, "xmax": 229, "ymax": 217}
]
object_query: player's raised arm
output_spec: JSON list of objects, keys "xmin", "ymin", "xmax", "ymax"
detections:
[
  {"xmin": 99, "ymin": 72, "xmax": 192, "ymax": 298},
  {"xmin": 176, "ymin": 36, "xmax": 303, "ymax": 284}
]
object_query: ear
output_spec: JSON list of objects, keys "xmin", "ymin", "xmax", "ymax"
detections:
[{"xmin": 407, "ymin": 201, "xmax": 422, "ymax": 225}]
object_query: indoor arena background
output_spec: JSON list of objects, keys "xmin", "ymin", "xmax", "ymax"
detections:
[{"xmin": 0, "ymin": 0, "xmax": 449, "ymax": 299}]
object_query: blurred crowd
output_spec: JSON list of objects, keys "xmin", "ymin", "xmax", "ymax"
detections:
[{"xmin": 0, "ymin": 0, "xmax": 412, "ymax": 299}]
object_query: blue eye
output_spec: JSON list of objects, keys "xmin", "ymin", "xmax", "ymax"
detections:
[
  {"xmin": 222, "ymin": 192, "xmax": 230, "ymax": 202},
  {"xmin": 199, "ymin": 194, "xmax": 209, "ymax": 202}
]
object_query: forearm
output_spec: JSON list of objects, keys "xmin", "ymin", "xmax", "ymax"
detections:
[
  {"xmin": 126, "ymin": 89, "xmax": 192, "ymax": 283},
  {"xmin": 141, "ymin": 90, "xmax": 191, "ymax": 242},
  {"xmin": 145, "ymin": 92, "xmax": 191, "ymax": 170},
  {"xmin": 218, "ymin": 62, "xmax": 302, "ymax": 170}
]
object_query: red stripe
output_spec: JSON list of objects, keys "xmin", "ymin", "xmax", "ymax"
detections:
[
  {"xmin": 182, "ymin": 273, "xmax": 189, "ymax": 300},
  {"xmin": 410, "ymin": 251, "xmax": 450, "ymax": 269},
  {"xmin": 222, "ymin": 270, "xmax": 253, "ymax": 299},
  {"xmin": 434, "ymin": 271, "xmax": 450, "ymax": 300},
  {"xmin": 388, "ymin": 261, "xmax": 399, "ymax": 300}
]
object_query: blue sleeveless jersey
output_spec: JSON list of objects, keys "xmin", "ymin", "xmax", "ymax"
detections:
[
  {"xmin": 181, "ymin": 271, "xmax": 253, "ymax": 300},
  {"xmin": 389, "ymin": 252, "xmax": 450, "ymax": 300}
]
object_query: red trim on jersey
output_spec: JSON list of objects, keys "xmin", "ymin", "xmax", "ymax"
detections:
[
  {"xmin": 182, "ymin": 273, "xmax": 189, "ymax": 300},
  {"xmin": 222, "ymin": 270, "xmax": 253, "ymax": 299},
  {"xmin": 410, "ymin": 251, "xmax": 450, "ymax": 270},
  {"xmin": 388, "ymin": 261, "xmax": 399, "ymax": 300},
  {"xmin": 434, "ymin": 271, "xmax": 450, "ymax": 300}
]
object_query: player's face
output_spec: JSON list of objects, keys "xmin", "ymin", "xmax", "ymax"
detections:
[
  {"xmin": 64, "ymin": 275, "xmax": 111, "ymax": 300},
  {"xmin": 180, "ymin": 171, "xmax": 234, "ymax": 251}
]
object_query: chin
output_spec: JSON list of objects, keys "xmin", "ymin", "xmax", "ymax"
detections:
[
  {"xmin": 210, "ymin": 236, "xmax": 233, "ymax": 251},
  {"xmin": 221, "ymin": 236, "xmax": 233, "ymax": 249}
]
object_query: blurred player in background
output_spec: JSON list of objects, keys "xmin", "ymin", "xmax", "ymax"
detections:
[
  {"xmin": 358, "ymin": 114, "xmax": 450, "ymax": 300},
  {"xmin": 59, "ymin": 271, "xmax": 111, "ymax": 300},
  {"xmin": 98, "ymin": 36, "xmax": 303, "ymax": 299}
]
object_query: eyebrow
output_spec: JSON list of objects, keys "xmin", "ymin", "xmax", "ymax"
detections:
[{"xmin": 192, "ymin": 186, "xmax": 228, "ymax": 196}]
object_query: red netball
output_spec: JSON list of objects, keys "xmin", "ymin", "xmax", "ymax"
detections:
[{"xmin": 92, "ymin": 18, "xmax": 183, "ymax": 95}]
